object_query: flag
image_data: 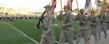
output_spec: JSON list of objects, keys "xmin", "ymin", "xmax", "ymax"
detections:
[
  {"xmin": 67, "ymin": 0, "xmax": 73, "ymax": 11},
  {"xmin": 51, "ymin": 0, "xmax": 56, "ymax": 16},
  {"xmin": 95, "ymin": 0, "xmax": 101, "ymax": 15},
  {"xmin": 101, "ymin": 0, "xmax": 106, "ymax": 12},
  {"xmin": 84, "ymin": 0, "xmax": 91, "ymax": 15},
  {"xmin": 85, "ymin": 0, "xmax": 91, "ymax": 9},
  {"xmin": 95, "ymin": 0, "xmax": 101, "ymax": 6}
]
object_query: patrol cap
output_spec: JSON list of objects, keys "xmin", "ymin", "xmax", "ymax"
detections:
[
  {"xmin": 44, "ymin": 5, "xmax": 52, "ymax": 9},
  {"xmin": 63, "ymin": 5, "xmax": 72, "ymax": 11},
  {"xmin": 80, "ymin": 9, "xmax": 84, "ymax": 15},
  {"xmin": 64, "ymin": 5, "xmax": 69, "ymax": 9}
]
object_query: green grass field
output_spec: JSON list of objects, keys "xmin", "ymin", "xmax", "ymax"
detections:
[{"xmin": 0, "ymin": 19, "xmax": 80, "ymax": 44}]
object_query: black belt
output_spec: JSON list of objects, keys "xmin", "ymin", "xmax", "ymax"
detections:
[
  {"xmin": 63, "ymin": 25, "xmax": 72, "ymax": 28},
  {"xmin": 90, "ymin": 24, "xmax": 96, "ymax": 26}
]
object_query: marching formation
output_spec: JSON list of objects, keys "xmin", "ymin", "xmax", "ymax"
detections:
[
  {"xmin": 36, "ymin": 0, "xmax": 109, "ymax": 44},
  {"xmin": 1, "ymin": 0, "xmax": 108, "ymax": 44}
]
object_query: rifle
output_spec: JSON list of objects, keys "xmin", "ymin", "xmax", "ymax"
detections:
[{"xmin": 36, "ymin": 11, "xmax": 45, "ymax": 28}]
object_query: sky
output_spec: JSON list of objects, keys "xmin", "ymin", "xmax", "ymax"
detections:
[{"xmin": 0, "ymin": 0, "xmax": 96, "ymax": 12}]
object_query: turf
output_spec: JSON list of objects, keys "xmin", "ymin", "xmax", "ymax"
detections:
[
  {"xmin": 0, "ymin": 21, "xmax": 36, "ymax": 44},
  {"xmin": 0, "ymin": 19, "xmax": 80, "ymax": 44}
]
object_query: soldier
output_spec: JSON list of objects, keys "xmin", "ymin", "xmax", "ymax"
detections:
[
  {"xmin": 0, "ymin": 15, "xmax": 2, "ymax": 22},
  {"xmin": 0, "ymin": 16, "xmax": 2, "ymax": 20},
  {"xmin": 96, "ymin": 16, "xmax": 102, "ymax": 40},
  {"xmin": 39, "ymin": 5, "xmax": 55, "ymax": 44},
  {"xmin": 96, "ymin": 0, "xmax": 103, "ymax": 40},
  {"xmin": 74, "ymin": 9, "xmax": 82, "ymax": 44},
  {"xmin": 60, "ymin": 5, "xmax": 74, "ymax": 44},
  {"xmin": 3, "ymin": 16, "xmax": 6, "ymax": 21},
  {"xmin": 79, "ymin": 9, "xmax": 90, "ymax": 44},
  {"xmin": 98, "ymin": 11, "xmax": 108, "ymax": 39},
  {"xmin": 106, "ymin": 5, "xmax": 109, "ymax": 30},
  {"xmin": 10, "ymin": 16, "xmax": 16, "ymax": 22},
  {"xmin": 89, "ymin": 10, "xmax": 100, "ymax": 42},
  {"xmin": 99, "ymin": 0, "xmax": 108, "ymax": 39},
  {"xmin": 107, "ymin": 5, "xmax": 109, "ymax": 15}
]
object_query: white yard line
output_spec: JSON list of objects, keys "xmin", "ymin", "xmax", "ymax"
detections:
[
  {"xmin": 6, "ymin": 21, "xmax": 60, "ymax": 44},
  {"xmin": 6, "ymin": 22, "xmax": 39, "ymax": 44}
]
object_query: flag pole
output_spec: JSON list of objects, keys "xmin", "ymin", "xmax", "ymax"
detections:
[
  {"xmin": 76, "ymin": 0, "xmax": 79, "ymax": 10},
  {"xmin": 60, "ymin": 0, "xmax": 62, "ymax": 10},
  {"xmin": 103, "ymin": 0, "xmax": 106, "ymax": 13},
  {"xmin": 60, "ymin": 0, "xmax": 63, "ymax": 24},
  {"xmin": 76, "ymin": 0, "xmax": 79, "ymax": 15}
]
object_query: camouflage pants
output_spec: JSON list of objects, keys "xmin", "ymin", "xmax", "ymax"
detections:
[
  {"xmin": 97, "ymin": 25, "xmax": 102, "ymax": 39},
  {"xmin": 101, "ymin": 23, "xmax": 107, "ymax": 38},
  {"xmin": 40, "ymin": 31, "xmax": 55, "ymax": 44},
  {"xmin": 77, "ymin": 26, "xmax": 90, "ymax": 44},
  {"xmin": 60, "ymin": 28, "xmax": 73, "ymax": 44},
  {"xmin": 90, "ymin": 26, "xmax": 98, "ymax": 40}
]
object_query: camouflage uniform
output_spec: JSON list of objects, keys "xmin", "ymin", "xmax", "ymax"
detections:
[
  {"xmin": 97, "ymin": 15, "xmax": 102, "ymax": 40},
  {"xmin": 96, "ymin": 0, "xmax": 104, "ymax": 39},
  {"xmin": 39, "ymin": 5, "xmax": 55, "ymax": 44},
  {"xmin": 75, "ymin": 9, "xmax": 90, "ymax": 44},
  {"xmin": 60, "ymin": 5, "xmax": 74, "ymax": 44},
  {"xmin": 98, "ymin": 12, "xmax": 107, "ymax": 39},
  {"xmin": 106, "ymin": 5, "xmax": 109, "ymax": 30},
  {"xmin": 60, "ymin": 13, "xmax": 74, "ymax": 44},
  {"xmin": 79, "ymin": 14, "xmax": 90, "ymax": 44},
  {"xmin": 89, "ymin": 13, "xmax": 100, "ymax": 41}
]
